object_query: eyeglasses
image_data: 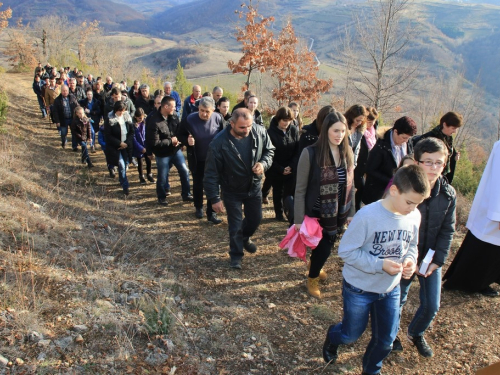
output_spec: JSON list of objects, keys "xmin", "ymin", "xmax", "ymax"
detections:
[{"xmin": 418, "ymin": 160, "xmax": 445, "ymax": 168}]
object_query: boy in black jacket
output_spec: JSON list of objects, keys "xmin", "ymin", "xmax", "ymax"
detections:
[{"xmin": 394, "ymin": 137, "xmax": 456, "ymax": 358}]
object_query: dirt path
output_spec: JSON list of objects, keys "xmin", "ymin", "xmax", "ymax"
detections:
[{"xmin": 0, "ymin": 72, "xmax": 499, "ymax": 374}]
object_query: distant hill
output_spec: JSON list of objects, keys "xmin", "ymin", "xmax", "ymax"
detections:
[
  {"xmin": 1, "ymin": 0, "xmax": 148, "ymax": 31},
  {"xmin": 111, "ymin": 0, "xmax": 193, "ymax": 16}
]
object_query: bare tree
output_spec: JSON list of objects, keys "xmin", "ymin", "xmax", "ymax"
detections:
[{"xmin": 348, "ymin": 0, "xmax": 419, "ymax": 114}]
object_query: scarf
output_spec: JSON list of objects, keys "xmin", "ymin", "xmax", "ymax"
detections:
[
  {"xmin": 364, "ymin": 125, "xmax": 377, "ymax": 150},
  {"xmin": 319, "ymin": 153, "xmax": 351, "ymax": 234},
  {"xmin": 189, "ymin": 94, "xmax": 196, "ymax": 105}
]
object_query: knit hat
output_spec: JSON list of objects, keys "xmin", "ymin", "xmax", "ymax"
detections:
[{"xmin": 393, "ymin": 116, "xmax": 417, "ymax": 136}]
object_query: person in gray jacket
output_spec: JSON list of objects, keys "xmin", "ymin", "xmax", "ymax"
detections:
[{"xmin": 204, "ymin": 108, "xmax": 275, "ymax": 269}]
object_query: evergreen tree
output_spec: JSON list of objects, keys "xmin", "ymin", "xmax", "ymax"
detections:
[{"xmin": 174, "ymin": 59, "xmax": 191, "ymax": 100}]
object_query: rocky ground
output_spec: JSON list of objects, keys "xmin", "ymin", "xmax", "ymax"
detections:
[{"xmin": 0, "ymin": 72, "xmax": 499, "ymax": 374}]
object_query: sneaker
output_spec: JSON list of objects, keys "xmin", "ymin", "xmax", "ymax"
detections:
[
  {"xmin": 165, "ymin": 189, "xmax": 171, "ymax": 196},
  {"xmin": 229, "ymin": 259, "xmax": 242, "ymax": 269},
  {"xmin": 410, "ymin": 335, "xmax": 433, "ymax": 358},
  {"xmin": 139, "ymin": 175, "xmax": 147, "ymax": 184},
  {"xmin": 322, "ymin": 326, "xmax": 338, "ymax": 364},
  {"xmin": 131, "ymin": 157, "xmax": 138, "ymax": 166},
  {"xmin": 243, "ymin": 239, "xmax": 257, "ymax": 253},
  {"xmin": 109, "ymin": 169, "xmax": 116, "ymax": 178},
  {"xmin": 158, "ymin": 198, "xmax": 168, "ymax": 206},
  {"xmin": 195, "ymin": 207, "xmax": 203, "ymax": 219},
  {"xmin": 182, "ymin": 195, "xmax": 194, "ymax": 202},
  {"xmin": 480, "ymin": 286, "xmax": 499, "ymax": 297},
  {"xmin": 147, "ymin": 174, "xmax": 155, "ymax": 183},
  {"xmin": 207, "ymin": 213, "xmax": 222, "ymax": 225},
  {"xmin": 392, "ymin": 336, "xmax": 403, "ymax": 353}
]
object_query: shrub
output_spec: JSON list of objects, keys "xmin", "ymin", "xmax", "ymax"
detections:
[
  {"xmin": 0, "ymin": 89, "xmax": 8, "ymax": 128},
  {"xmin": 140, "ymin": 295, "xmax": 173, "ymax": 336},
  {"xmin": 452, "ymin": 147, "xmax": 485, "ymax": 199}
]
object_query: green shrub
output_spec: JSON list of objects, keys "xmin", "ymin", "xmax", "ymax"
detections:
[
  {"xmin": 140, "ymin": 295, "xmax": 173, "ymax": 335},
  {"xmin": 452, "ymin": 147, "xmax": 485, "ymax": 199},
  {"xmin": 0, "ymin": 90, "xmax": 8, "ymax": 127}
]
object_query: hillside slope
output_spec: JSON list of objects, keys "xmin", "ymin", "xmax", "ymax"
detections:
[
  {"xmin": 1, "ymin": 0, "xmax": 147, "ymax": 30},
  {"xmin": 0, "ymin": 72, "xmax": 499, "ymax": 374}
]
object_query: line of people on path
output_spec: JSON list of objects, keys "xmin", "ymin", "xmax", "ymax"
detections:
[{"xmin": 31, "ymin": 64, "xmax": 500, "ymax": 375}]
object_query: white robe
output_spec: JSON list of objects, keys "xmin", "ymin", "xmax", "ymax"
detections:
[{"xmin": 467, "ymin": 140, "xmax": 500, "ymax": 246}]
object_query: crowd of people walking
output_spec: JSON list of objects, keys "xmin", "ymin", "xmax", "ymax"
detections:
[{"xmin": 32, "ymin": 63, "xmax": 500, "ymax": 375}]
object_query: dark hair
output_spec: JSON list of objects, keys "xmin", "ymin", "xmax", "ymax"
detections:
[
  {"xmin": 85, "ymin": 87, "xmax": 93, "ymax": 93},
  {"xmin": 288, "ymin": 102, "xmax": 303, "ymax": 129},
  {"xmin": 366, "ymin": 107, "xmax": 379, "ymax": 121},
  {"xmin": 35, "ymin": 74, "xmax": 41, "ymax": 79},
  {"xmin": 113, "ymin": 101, "xmax": 126, "ymax": 112},
  {"xmin": 111, "ymin": 87, "xmax": 121, "ymax": 96},
  {"xmin": 392, "ymin": 164, "xmax": 430, "ymax": 197},
  {"xmin": 202, "ymin": 92, "xmax": 212, "ymax": 97},
  {"xmin": 153, "ymin": 89, "xmax": 164, "ymax": 97},
  {"xmin": 217, "ymin": 96, "xmax": 230, "ymax": 107},
  {"xmin": 344, "ymin": 104, "xmax": 368, "ymax": 132},
  {"xmin": 316, "ymin": 111, "xmax": 354, "ymax": 168},
  {"xmin": 397, "ymin": 154, "xmax": 414, "ymax": 168},
  {"xmin": 230, "ymin": 108, "xmax": 253, "ymax": 123},
  {"xmin": 315, "ymin": 105, "xmax": 335, "ymax": 133},
  {"xmin": 413, "ymin": 138, "xmax": 449, "ymax": 162},
  {"xmin": 393, "ymin": 116, "xmax": 417, "ymax": 136},
  {"xmin": 134, "ymin": 107, "xmax": 145, "ymax": 119},
  {"xmin": 439, "ymin": 111, "xmax": 463, "ymax": 128},
  {"xmin": 244, "ymin": 90, "xmax": 254, "ymax": 99},
  {"xmin": 161, "ymin": 95, "xmax": 175, "ymax": 106},
  {"xmin": 274, "ymin": 107, "xmax": 293, "ymax": 123}
]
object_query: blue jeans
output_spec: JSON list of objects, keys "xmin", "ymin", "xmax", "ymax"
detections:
[
  {"xmin": 399, "ymin": 267, "xmax": 441, "ymax": 338},
  {"xmin": 60, "ymin": 118, "xmax": 72, "ymax": 147},
  {"xmin": 80, "ymin": 141, "xmax": 89, "ymax": 164},
  {"xmin": 156, "ymin": 150, "xmax": 191, "ymax": 200},
  {"xmin": 328, "ymin": 280, "xmax": 400, "ymax": 375},
  {"xmin": 37, "ymin": 95, "xmax": 47, "ymax": 117},
  {"xmin": 118, "ymin": 152, "xmax": 129, "ymax": 189},
  {"xmin": 222, "ymin": 191, "xmax": 262, "ymax": 261}
]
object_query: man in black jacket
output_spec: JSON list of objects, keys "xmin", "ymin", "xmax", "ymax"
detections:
[
  {"xmin": 204, "ymin": 108, "xmax": 275, "ymax": 269},
  {"xmin": 68, "ymin": 78, "xmax": 86, "ymax": 102},
  {"xmin": 146, "ymin": 96, "xmax": 192, "ymax": 205},
  {"xmin": 52, "ymin": 85, "xmax": 79, "ymax": 149}
]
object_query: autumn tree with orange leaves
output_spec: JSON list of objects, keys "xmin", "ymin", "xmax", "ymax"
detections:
[
  {"xmin": 0, "ymin": 2, "xmax": 12, "ymax": 32},
  {"xmin": 227, "ymin": 0, "xmax": 277, "ymax": 90},
  {"xmin": 270, "ymin": 21, "xmax": 332, "ymax": 116}
]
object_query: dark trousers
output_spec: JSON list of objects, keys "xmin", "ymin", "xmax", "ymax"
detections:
[
  {"xmin": 193, "ymin": 161, "xmax": 213, "ymax": 217},
  {"xmin": 265, "ymin": 172, "xmax": 294, "ymax": 217},
  {"xmin": 308, "ymin": 232, "xmax": 336, "ymax": 278},
  {"xmin": 223, "ymin": 191, "xmax": 262, "ymax": 261},
  {"xmin": 354, "ymin": 169, "xmax": 364, "ymax": 211},
  {"xmin": 37, "ymin": 95, "xmax": 47, "ymax": 117},
  {"xmin": 137, "ymin": 155, "xmax": 152, "ymax": 176}
]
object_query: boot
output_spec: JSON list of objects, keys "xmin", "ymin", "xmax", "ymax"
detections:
[
  {"xmin": 147, "ymin": 173, "xmax": 155, "ymax": 183},
  {"xmin": 307, "ymin": 277, "xmax": 321, "ymax": 299},
  {"xmin": 307, "ymin": 261, "xmax": 327, "ymax": 281},
  {"xmin": 87, "ymin": 159, "xmax": 94, "ymax": 169},
  {"xmin": 139, "ymin": 175, "xmax": 147, "ymax": 184}
]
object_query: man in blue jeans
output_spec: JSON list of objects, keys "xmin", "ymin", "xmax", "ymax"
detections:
[
  {"xmin": 322, "ymin": 165, "xmax": 430, "ymax": 375},
  {"xmin": 145, "ymin": 96, "xmax": 192, "ymax": 205},
  {"xmin": 204, "ymin": 108, "xmax": 275, "ymax": 269}
]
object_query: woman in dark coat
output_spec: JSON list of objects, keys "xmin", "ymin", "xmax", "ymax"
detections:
[
  {"xmin": 261, "ymin": 107, "xmax": 300, "ymax": 220},
  {"xmin": 362, "ymin": 116, "xmax": 417, "ymax": 205},
  {"xmin": 104, "ymin": 101, "xmax": 134, "ymax": 195}
]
